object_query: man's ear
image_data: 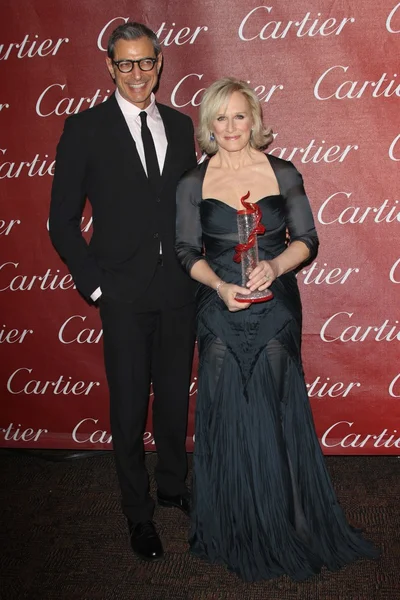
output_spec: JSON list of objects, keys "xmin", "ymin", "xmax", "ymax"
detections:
[
  {"xmin": 106, "ymin": 57, "xmax": 115, "ymax": 79},
  {"xmin": 156, "ymin": 53, "xmax": 163, "ymax": 74}
]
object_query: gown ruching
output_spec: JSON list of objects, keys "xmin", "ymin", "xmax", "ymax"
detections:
[{"xmin": 175, "ymin": 154, "xmax": 379, "ymax": 582}]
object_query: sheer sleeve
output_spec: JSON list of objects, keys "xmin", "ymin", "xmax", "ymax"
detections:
[
  {"xmin": 175, "ymin": 165, "xmax": 205, "ymax": 275},
  {"xmin": 276, "ymin": 159, "xmax": 319, "ymax": 265}
]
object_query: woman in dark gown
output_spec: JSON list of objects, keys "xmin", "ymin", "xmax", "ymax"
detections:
[{"xmin": 175, "ymin": 77, "xmax": 378, "ymax": 582}]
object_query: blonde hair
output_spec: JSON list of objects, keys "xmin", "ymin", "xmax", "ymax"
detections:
[{"xmin": 197, "ymin": 77, "xmax": 274, "ymax": 155}]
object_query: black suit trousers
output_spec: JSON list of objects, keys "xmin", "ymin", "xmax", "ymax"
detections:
[{"xmin": 99, "ymin": 265, "xmax": 196, "ymax": 525}]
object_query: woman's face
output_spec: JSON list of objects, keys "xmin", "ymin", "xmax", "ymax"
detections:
[{"xmin": 212, "ymin": 91, "xmax": 253, "ymax": 153}]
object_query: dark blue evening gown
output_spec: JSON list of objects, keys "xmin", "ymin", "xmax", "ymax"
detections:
[{"xmin": 175, "ymin": 155, "xmax": 378, "ymax": 581}]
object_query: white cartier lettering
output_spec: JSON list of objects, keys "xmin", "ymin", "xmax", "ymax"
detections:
[
  {"xmin": 143, "ymin": 432, "xmax": 156, "ymax": 446},
  {"xmin": 269, "ymin": 134, "xmax": 358, "ymax": 164},
  {"xmin": 97, "ymin": 17, "xmax": 207, "ymax": 51},
  {"xmin": 171, "ymin": 73, "xmax": 206, "ymax": 108},
  {"xmin": 307, "ymin": 376, "xmax": 360, "ymax": 398},
  {"xmin": 389, "ymin": 373, "xmax": 400, "ymax": 397},
  {"xmin": 1, "ymin": 423, "xmax": 48, "ymax": 442},
  {"xmin": 36, "ymin": 84, "xmax": 112, "ymax": 117},
  {"xmin": 7, "ymin": 368, "xmax": 100, "ymax": 395},
  {"xmin": 80, "ymin": 216, "xmax": 93, "ymax": 233},
  {"xmin": 189, "ymin": 376, "xmax": 197, "ymax": 397},
  {"xmin": 0, "ymin": 34, "xmax": 69, "ymax": 60},
  {"xmin": 322, "ymin": 421, "xmax": 400, "ymax": 449},
  {"xmin": 298, "ymin": 262, "xmax": 359, "ymax": 285},
  {"xmin": 72, "ymin": 418, "xmax": 113, "ymax": 444},
  {"xmin": 320, "ymin": 312, "xmax": 400, "ymax": 343},
  {"xmin": 247, "ymin": 80, "xmax": 283, "ymax": 102},
  {"xmin": 389, "ymin": 133, "xmax": 400, "ymax": 161},
  {"xmin": 0, "ymin": 103, "xmax": 10, "ymax": 111},
  {"xmin": 0, "ymin": 219, "xmax": 21, "ymax": 235},
  {"xmin": 72, "ymin": 418, "xmax": 156, "ymax": 446},
  {"xmin": 314, "ymin": 65, "xmax": 400, "ymax": 100},
  {"xmin": 0, "ymin": 149, "xmax": 55, "ymax": 178},
  {"xmin": 387, "ymin": 2, "xmax": 400, "ymax": 33},
  {"xmin": 0, "ymin": 325, "xmax": 33, "ymax": 344},
  {"xmin": 238, "ymin": 6, "xmax": 354, "ymax": 41},
  {"xmin": 45, "ymin": 215, "xmax": 92, "ymax": 233},
  {"xmin": 318, "ymin": 192, "xmax": 400, "ymax": 225},
  {"xmin": 97, "ymin": 17, "xmax": 129, "ymax": 50},
  {"xmin": 156, "ymin": 22, "xmax": 208, "ymax": 45},
  {"xmin": 58, "ymin": 315, "xmax": 103, "ymax": 344},
  {"xmin": 0, "ymin": 262, "xmax": 75, "ymax": 291},
  {"xmin": 171, "ymin": 73, "xmax": 282, "ymax": 108},
  {"xmin": 389, "ymin": 257, "xmax": 400, "ymax": 283}
]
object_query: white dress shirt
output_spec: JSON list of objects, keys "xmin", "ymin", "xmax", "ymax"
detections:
[
  {"xmin": 91, "ymin": 90, "xmax": 168, "ymax": 302},
  {"xmin": 115, "ymin": 88, "xmax": 168, "ymax": 175}
]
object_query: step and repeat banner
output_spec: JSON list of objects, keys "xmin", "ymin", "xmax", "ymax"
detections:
[{"xmin": 1, "ymin": 1, "xmax": 399, "ymax": 454}]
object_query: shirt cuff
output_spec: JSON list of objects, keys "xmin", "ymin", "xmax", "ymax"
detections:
[{"xmin": 91, "ymin": 287, "xmax": 102, "ymax": 301}]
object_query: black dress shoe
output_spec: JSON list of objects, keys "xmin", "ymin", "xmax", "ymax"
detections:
[
  {"xmin": 157, "ymin": 492, "xmax": 191, "ymax": 516},
  {"xmin": 128, "ymin": 520, "xmax": 164, "ymax": 561}
]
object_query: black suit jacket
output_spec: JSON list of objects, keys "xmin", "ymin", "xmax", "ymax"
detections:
[{"xmin": 49, "ymin": 93, "xmax": 197, "ymax": 305}]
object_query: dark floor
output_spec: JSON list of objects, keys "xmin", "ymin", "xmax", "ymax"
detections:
[{"xmin": 0, "ymin": 451, "xmax": 399, "ymax": 600}]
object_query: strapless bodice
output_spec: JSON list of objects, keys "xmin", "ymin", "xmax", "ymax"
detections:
[{"xmin": 200, "ymin": 195, "xmax": 287, "ymax": 261}]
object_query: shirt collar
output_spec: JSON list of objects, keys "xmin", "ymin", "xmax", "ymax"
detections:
[{"xmin": 115, "ymin": 89, "xmax": 157, "ymax": 120}]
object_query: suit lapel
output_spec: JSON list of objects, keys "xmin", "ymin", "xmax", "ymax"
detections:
[
  {"xmin": 102, "ymin": 96, "xmax": 177, "ymax": 197},
  {"xmin": 104, "ymin": 94, "xmax": 149, "ymax": 189},
  {"xmin": 157, "ymin": 103, "xmax": 177, "ymax": 193}
]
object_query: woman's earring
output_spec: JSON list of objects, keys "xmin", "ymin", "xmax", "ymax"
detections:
[{"xmin": 210, "ymin": 132, "xmax": 215, "ymax": 142}]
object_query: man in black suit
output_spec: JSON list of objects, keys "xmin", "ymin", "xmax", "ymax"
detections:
[{"xmin": 49, "ymin": 22, "xmax": 197, "ymax": 561}]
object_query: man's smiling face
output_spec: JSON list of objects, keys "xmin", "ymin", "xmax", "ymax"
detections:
[{"xmin": 106, "ymin": 37, "xmax": 162, "ymax": 109}]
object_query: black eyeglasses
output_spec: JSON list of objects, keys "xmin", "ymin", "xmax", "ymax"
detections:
[{"xmin": 112, "ymin": 58, "xmax": 157, "ymax": 73}]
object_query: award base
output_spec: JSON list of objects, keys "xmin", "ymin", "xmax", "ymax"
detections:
[{"xmin": 236, "ymin": 288, "xmax": 274, "ymax": 304}]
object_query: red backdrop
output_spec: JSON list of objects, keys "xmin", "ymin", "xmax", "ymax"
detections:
[{"xmin": 1, "ymin": 1, "xmax": 400, "ymax": 454}]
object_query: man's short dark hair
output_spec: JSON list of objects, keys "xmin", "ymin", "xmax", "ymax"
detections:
[{"xmin": 107, "ymin": 22, "xmax": 162, "ymax": 59}]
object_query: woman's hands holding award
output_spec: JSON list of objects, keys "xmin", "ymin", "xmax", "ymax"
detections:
[{"xmin": 233, "ymin": 192, "xmax": 274, "ymax": 304}]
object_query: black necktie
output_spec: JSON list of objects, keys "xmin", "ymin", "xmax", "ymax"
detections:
[{"xmin": 139, "ymin": 111, "xmax": 160, "ymax": 188}]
